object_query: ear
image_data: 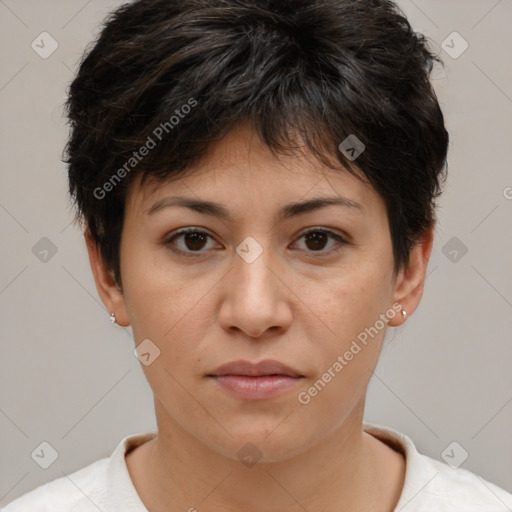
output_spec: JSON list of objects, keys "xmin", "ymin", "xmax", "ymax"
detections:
[
  {"xmin": 85, "ymin": 230, "xmax": 130, "ymax": 326},
  {"xmin": 388, "ymin": 225, "xmax": 434, "ymax": 327}
]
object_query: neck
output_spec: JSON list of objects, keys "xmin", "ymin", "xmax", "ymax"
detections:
[{"xmin": 126, "ymin": 398, "xmax": 404, "ymax": 512}]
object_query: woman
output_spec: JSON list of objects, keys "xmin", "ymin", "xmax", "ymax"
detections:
[{"xmin": 4, "ymin": 0, "xmax": 511, "ymax": 510}]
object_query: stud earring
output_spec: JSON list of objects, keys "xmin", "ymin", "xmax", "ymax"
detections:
[
  {"xmin": 110, "ymin": 312, "xmax": 117, "ymax": 324},
  {"xmin": 401, "ymin": 309, "xmax": 407, "ymax": 320}
]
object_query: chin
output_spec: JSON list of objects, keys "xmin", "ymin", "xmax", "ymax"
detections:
[{"xmin": 205, "ymin": 420, "xmax": 318, "ymax": 465}]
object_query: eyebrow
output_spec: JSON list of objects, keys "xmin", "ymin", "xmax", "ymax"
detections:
[{"xmin": 146, "ymin": 195, "xmax": 365, "ymax": 220}]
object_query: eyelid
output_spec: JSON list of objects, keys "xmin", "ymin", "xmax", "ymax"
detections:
[{"xmin": 296, "ymin": 226, "xmax": 350, "ymax": 243}]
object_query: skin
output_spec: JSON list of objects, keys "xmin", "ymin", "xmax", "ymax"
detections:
[{"xmin": 86, "ymin": 122, "xmax": 433, "ymax": 512}]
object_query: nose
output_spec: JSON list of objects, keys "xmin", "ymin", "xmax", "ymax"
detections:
[{"xmin": 217, "ymin": 241, "xmax": 293, "ymax": 339}]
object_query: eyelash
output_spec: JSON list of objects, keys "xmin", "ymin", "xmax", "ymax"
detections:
[{"xmin": 164, "ymin": 227, "xmax": 348, "ymax": 258}]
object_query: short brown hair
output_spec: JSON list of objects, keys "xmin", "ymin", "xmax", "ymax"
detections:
[{"xmin": 65, "ymin": 0, "xmax": 449, "ymax": 286}]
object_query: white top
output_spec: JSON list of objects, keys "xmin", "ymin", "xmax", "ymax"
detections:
[{"xmin": 3, "ymin": 422, "xmax": 511, "ymax": 511}]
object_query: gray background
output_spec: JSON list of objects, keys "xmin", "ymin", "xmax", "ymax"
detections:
[{"xmin": 1, "ymin": 0, "xmax": 511, "ymax": 506}]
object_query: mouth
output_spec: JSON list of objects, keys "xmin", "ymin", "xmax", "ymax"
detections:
[
  {"xmin": 208, "ymin": 359, "xmax": 304, "ymax": 378},
  {"xmin": 207, "ymin": 359, "xmax": 304, "ymax": 400}
]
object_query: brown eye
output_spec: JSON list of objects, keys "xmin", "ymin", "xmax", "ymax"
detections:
[
  {"xmin": 293, "ymin": 228, "xmax": 347, "ymax": 255},
  {"xmin": 304, "ymin": 231, "xmax": 329, "ymax": 251},
  {"xmin": 181, "ymin": 231, "xmax": 208, "ymax": 251},
  {"xmin": 165, "ymin": 228, "xmax": 218, "ymax": 257}
]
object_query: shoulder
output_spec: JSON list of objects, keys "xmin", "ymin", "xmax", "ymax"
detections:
[
  {"xmin": 2, "ymin": 431, "xmax": 155, "ymax": 512},
  {"xmin": 363, "ymin": 422, "xmax": 512, "ymax": 511},
  {"xmin": 1, "ymin": 458, "xmax": 109, "ymax": 512},
  {"xmin": 415, "ymin": 454, "xmax": 512, "ymax": 511}
]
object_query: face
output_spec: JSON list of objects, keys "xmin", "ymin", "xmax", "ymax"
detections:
[{"xmin": 89, "ymin": 122, "xmax": 431, "ymax": 463}]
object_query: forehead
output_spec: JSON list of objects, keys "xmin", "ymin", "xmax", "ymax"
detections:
[{"xmin": 126, "ymin": 123, "xmax": 383, "ymax": 220}]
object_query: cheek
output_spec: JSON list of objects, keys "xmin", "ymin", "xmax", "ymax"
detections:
[
  {"xmin": 121, "ymin": 240, "xmax": 187, "ymax": 330},
  {"xmin": 300, "ymin": 253, "xmax": 393, "ymax": 336},
  {"xmin": 295, "ymin": 257, "xmax": 394, "ymax": 401},
  {"xmin": 121, "ymin": 245, "xmax": 220, "ymax": 369}
]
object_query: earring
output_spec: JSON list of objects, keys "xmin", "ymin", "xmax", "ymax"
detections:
[
  {"xmin": 110, "ymin": 312, "xmax": 117, "ymax": 324},
  {"xmin": 401, "ymin": 309, "xmax": 407, "ymax": 320}
]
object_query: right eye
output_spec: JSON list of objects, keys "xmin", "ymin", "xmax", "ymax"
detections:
[{"xmin": 164, "ymin": 228, "xmax": 221, "ymax": 257}]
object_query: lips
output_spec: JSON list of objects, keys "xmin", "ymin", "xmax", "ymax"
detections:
[
  {"xmin": 208, "ymin": 359, "xmax": 304, "ymax": 378},
  {"xmin": 207, "ymin": 359, "xmax": 304, "ymax": 400}
]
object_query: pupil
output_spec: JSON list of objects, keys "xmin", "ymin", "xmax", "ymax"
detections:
[
  {"xmin": 306, "ymin": 232, "xmax": 327, "ymax": 251},
  {"xmin": 185, "ymin": 232, "xmax": 207, "ymax": 251}
]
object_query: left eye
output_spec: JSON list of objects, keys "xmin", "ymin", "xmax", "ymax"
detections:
[
  {"xmin": 164, "ymin": 228, "xmax": 347, "ymax": 257},
  {"xmin": 292, "ymin": 228, "xmax": 347, "ymax": 255}
]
